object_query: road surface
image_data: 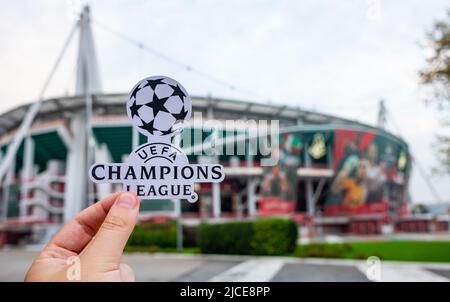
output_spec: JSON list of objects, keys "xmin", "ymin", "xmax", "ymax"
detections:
[{"xmin": 1, "ymin": 250, "xmax": 449, "ymax": 282}]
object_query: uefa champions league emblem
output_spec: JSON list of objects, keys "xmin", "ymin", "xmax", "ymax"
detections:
[{"xmin": 89, "ymin": 76, "xmax": 224, "ymax": 202}]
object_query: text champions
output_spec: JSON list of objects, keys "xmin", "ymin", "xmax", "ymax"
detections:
[
  {"xmin": 90, "ymin": 163, "xmax": 224, "ymax": 200},
  {"xmin": 90, "ymin": 164, "xmax": 224, "ymax": 182}
]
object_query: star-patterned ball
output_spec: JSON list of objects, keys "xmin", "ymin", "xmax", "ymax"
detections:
[{"xmin": 126, "ymin": 76, "xmax": 191, "ymax": 138}]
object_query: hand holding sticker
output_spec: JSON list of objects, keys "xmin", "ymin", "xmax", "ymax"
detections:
[{"xmin": 26, "ymin": 192, "xmax": 140, "ymax": 281}]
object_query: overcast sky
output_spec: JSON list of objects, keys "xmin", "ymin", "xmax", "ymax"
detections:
[{"xmin": 0, "ymin": 0, "xmax": 449, "ymax": 203}]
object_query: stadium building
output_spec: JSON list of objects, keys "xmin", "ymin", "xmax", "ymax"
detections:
[{"xmin": 0, "ymin": 7, "xmax": 447, "ymax": 246}]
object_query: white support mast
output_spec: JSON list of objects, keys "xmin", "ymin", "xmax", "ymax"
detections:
[
  {"xmin": 64, "ymin": 5, "xmax": 102, "ymax": 222},
  {"xmin": 377, "ymin": 99, "xmax": 387, "ymax": 130},
  {"xmin": 75, "ymin": 6, "xmax": 102, "ymax": 94}
]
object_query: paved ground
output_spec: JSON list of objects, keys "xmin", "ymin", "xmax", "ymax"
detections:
[{"xmin": 1, "ymin": 250, "xmax": 450, "ymax": 282}]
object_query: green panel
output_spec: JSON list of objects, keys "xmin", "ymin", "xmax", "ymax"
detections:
[
  {"xmin": 219, "ymin": 129, "xmax": 246, "ymax": 162},
  {"xmin": 181, "ymin": 127, "xmax": 252, "ymax": 162},
  {"xmin": 93, "ymin": 126, "xmax": 132, "ymax": 163},
  {"xmin": 183, "ymin": 128, "xmax": 198, "ymax": 162},
  {"xmin": 139, "ymin": 133, "xmax": 146, "ymax": 145},
  {"xmin": 0, "ymin": 142, "xmax": 24, "ymax": 173},
  {"xmin": 6, "ymin": 184, "xmax": 21, "ymax": 218},
  {"xmin": 140, "ymin": 199, "xmax": 174, "ymax": 212},
  {"xmin": 16, "ymin": 141, "xmax": 25, "ymax": 173},
  {"xmin": 32, "ymin": 132, "xmax": 67, "ymax": 172}
]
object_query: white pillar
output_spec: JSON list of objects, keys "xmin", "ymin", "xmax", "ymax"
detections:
[
  {"xmin": 306, "ymin": 179, "xmax": 314, "ymax": 216},
  {"xmin": 132, "ymin": 127, "xmax": 139, "ymax": 150},
  {"xmin": 246, "ymin": 139, "xmax": 257, "ymax": 217},
  {"xmin": 0, "ymin": 151, "xmax": 3, "ymax": 220},
  {"xmin": 22, "ymin": 136, "xmax": 35, "ymax": 182},
  {"xmin": 174, "ymin": 198, "xmax": 183, "ymax": 250},
  {"xmin": 212, "ymin": 182, "xmax": 221, "ymax": 218},
  {"xmin": 20, "ymin": 136, "xmax": 35, "ymax": 217},
  {"xmin": 173, "ymin": 134, "xmax": 183, "ymax": 249},
  {"xmin": 2, "ymin": 153, "xmax": 15, "ymax": 220},
  {"xmin": 247, "ymin": 178, "xmax": 257, "ymax": 217},
  {"xmin": 95, "ymin": 143, "xmax": 112, "ymax": 199},
  {"xmin": 64, "ymin": 113, "xmax": 88, "ymax": 222}
]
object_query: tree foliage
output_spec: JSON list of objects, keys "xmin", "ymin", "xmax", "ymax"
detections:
[{"xmin": 420, "ymin": 10, "xmax": 450, "ymax": 173}]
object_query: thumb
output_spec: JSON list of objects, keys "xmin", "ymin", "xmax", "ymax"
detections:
[{"xmin": 81, "ymin": 192, "xmax": 140, "ymax": 266}]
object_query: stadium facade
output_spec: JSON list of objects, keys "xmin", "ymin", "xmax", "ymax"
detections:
[{"xmin": 0, "ymin": 6, "xmax": 447, "ymax": 246}]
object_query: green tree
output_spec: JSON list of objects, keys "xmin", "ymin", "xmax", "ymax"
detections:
[{"xmin": 420, "ymin": 11, "xmax": 450, "ymax": 172}]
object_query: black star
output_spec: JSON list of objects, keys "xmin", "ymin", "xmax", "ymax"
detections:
[
  {"xmin": 172, "ymin": 109, "xmax": 188, "ymax": 122},
  {"xmin": 129, "ymin": 100, "xmax": 142, "ymax": 118},
  {"xmin": 169, "ymin": 84, "xmax": 186, "ymax": 99},
  {"xmin": 145, "ymin": 93, "xmax": 169, "ymax": 117},
  {"xmin": 139, "ymin": 119, "xmax": 155, "ymax": 135},
  {"xmin": 142, "ymin": 78, "xmax": 166, "ymax": 90},
  {"xmin": 130, "ymin": 84, "xmax": 141, "ymax": 100},
  {"xmin": 160, "ymin": 128, "xmax": 173, "ymax": 136}
]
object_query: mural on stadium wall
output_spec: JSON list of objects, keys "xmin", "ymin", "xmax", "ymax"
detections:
[
  {"xmin": 265, "ymin": 131, "xmax": 332, "ymax": 198},
  {"xmin": 258, "ymin": 131, "xmax": 333, "ymax": 214},
  {"xmin": 257, "ymin": 129, "xmax": 409, "ymax": 214},
  {"xmin": 258, "ymin": 133, "xmax": 302, "ymax": 214},
  {"xmin": 271, "ymin": 133, "xmax": 301, "ymax": 200},
  {"xmin": 326, "ymin": 129, "xmax": 409, "ymax": 208}
]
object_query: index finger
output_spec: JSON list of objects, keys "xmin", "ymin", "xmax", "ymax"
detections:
[{"xmin": 45, "ymin": 192, "xmax": 122, "ymax": 254}]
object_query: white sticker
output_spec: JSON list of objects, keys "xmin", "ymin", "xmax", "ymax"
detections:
[{"xmin": 89, "ymin": 75, "xmax": 224, "ymax": 202}]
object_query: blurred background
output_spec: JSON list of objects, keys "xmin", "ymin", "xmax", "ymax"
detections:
[{"xmin": 0, "ymin": 0, "xmax": 450, "ymax": 282}]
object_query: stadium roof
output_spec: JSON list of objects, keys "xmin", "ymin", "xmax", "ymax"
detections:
[{"xmin": 0, "ymin": 93, "xmax": 407, "ymax": 146}]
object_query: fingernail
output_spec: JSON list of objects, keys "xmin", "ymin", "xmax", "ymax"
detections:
[{"xmin": 116, "ymin": 193, "xmax": 137, "ymax": 209}]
